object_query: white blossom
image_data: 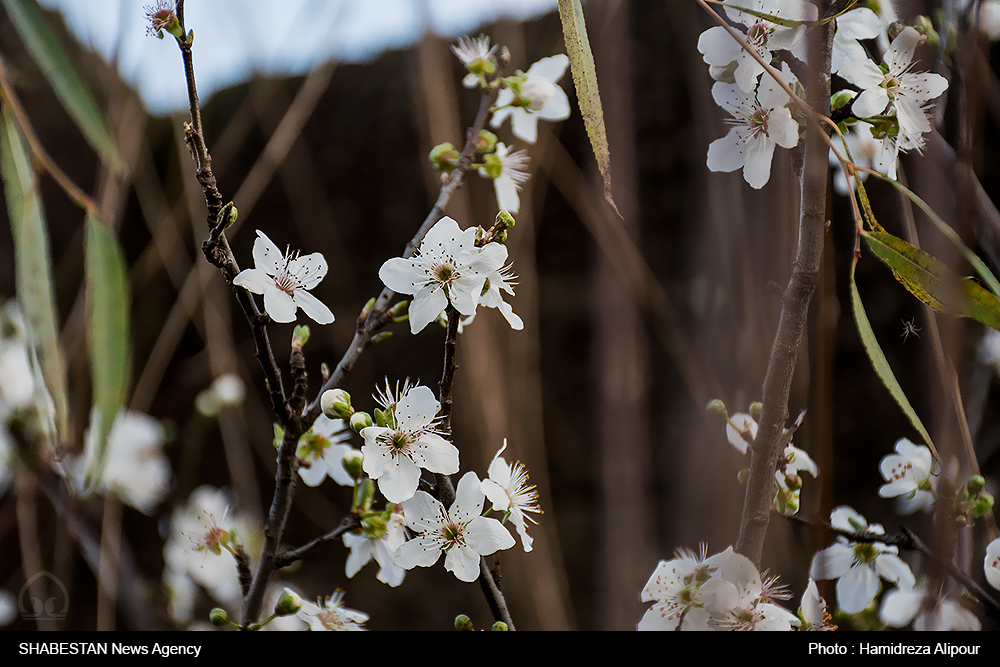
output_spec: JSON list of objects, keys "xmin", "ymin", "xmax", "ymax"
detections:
[
  {"xmin": 726, "ymin": 412, "xmax": 757, "ymax": 455},
  {"xmin": 233, "ymin": 230, "xmax": 334, "ymax": 324},
  {"xmin": 297, "ymin": 591, "xmax": 368, "ymax": 631},
  {"xmin": 878, "ymin": 438, "xmax": 936, "ymax": 514},
  {"xmin": 481, "ymin": 440, "xmax": 541, "ymax": 551},
  {"xmin": 986, "ymin": 538, "xmax": 1000, "ymax": 590},
  {"xmin": 480, "ymin": 143, "xmax": 530, "ymax": 214},
  {"xmin": 378, "ymin": 217, "xmax": 507, "ymax": 334},
  {"xmin": 830, "ymin": 7, "xmax": 882, "ymax": 75},
  {"xmin": 798, "ymin": 579, "xmax": 836, "ymax": 631},
  {"xmin": 880, "ymin": 585, "xmax": 981, "ymax": 631},
  {"xmin": 343, "ymin": 504, "xmax": 407, "ymax": 587},
  {"xmin": 491, "ymin": 55, "xmax": 571, "ymax": 144},
  {"xmin": 460, "ymin": 264, "xmax": 523, "ymax": 332},
  {"xmin": 452, "ymin": 34, "xmax": 497, "ymax": 88},
  {"xmin": 638, "ymin": 545, "xmax": 726, "ymax": 631},
  {"xmin": 707, "ymin": 70, "xmax": 800, "ymax": 189},
  {"xmin": 394, "ymin": 471, "xmax": 515, "ymax": 582},
  {"xmin": 809, "ymin": 506, "xmax": 915, "ymax": 614},
  {"xmin": 360, "ymin": 381, "xmax": 459, "ymax": 503},
  {"xmin": 296, "ymin": 414, "xmax": 357, "ymax": 487},
  {"xmin": 697, "ymin": 0, "xmax": 817, "ymax": 93}
]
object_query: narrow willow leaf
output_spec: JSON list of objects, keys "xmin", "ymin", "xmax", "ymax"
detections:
[
  {"xmin": 850, "ymin": 258, "xmax": 937, "ymax": 459},
  {"xmin": 877, "ymin": 174, "xmax": 1000, "ymax": 297},
  {"xmin": 863, "ymin": 230, "xmax": 1000, "ymax": 330},
  {"xmin": 713, "ymin": 0, "xmax": 812, "ymax": 26},
  {"xmin": 0, "ymin": 106, "xmax": 69, "ymax": 446},
  {"xmin": 85, "ymin": 213, "xmax": 131, "ymax": 480},
  {"xmin": 557, "ymin": 0, "xmax": 620, "ymax": 217},
  {"xmin": 2, "ymin": 0, "xmax": 124, "ymax": 172}
]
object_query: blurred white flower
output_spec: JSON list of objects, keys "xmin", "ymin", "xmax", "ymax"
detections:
[
  {"xmin": 297, "ymin": 591, "xmax": 368, "ymax": 631},
  {"xmin": 343, "ymin": 504, "xmax": 407, "ymax": 587},
  {"xmin": 878, "ymin": 438, "xmax": 936, "ymax": 514},
  {"xmin": 986, "ymin": 538, "xmax": 1000, "ymax": 590},
  {"xmin": 880, "ymin": 585, "xmax": 981, "ymax": 631},
  {"xmin": 491, "ymin": 55, "xmax": 571, "ymax": 144},
  {"xmin": 296, "ymin": 414, "xmax": 356, "ymax": 487},
  {"xmin": 809, "ymin": 506, "xmax": 915, "ymax": 614}
]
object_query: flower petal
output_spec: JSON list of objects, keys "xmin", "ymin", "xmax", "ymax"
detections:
[
  {"xmin": 252, "ymin": 230, "xmax": 284, "ymax": 274},
  {"xmin": 292, "ymin": 289, "xmax": 334, "ymax": 325},
  {"xmin": 263, "ymin": 285, "xmax": 298, "ymax": 323}
]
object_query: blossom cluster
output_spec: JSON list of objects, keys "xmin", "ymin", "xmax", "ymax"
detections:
[{"xmin": 697, "ymin": 1, "xmax": 950, "ymax": 190}]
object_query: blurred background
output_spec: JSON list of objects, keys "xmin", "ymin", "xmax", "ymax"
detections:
[{"xmin": 1, "ymin": 0, "xmax": 999, "ymax": 630}]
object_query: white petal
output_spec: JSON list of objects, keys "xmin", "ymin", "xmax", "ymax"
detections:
[
  {"xmin": 376, "ymin": 454, "xmax": 422, "ymax": 503},
  {"xmin": 410, "ymin": 432, "xmax": 460, "ymax": 476},
  {"xmin": 232, "ymin": 268, "xmax": 271, "ymax": 295},
  {"xmin": 494, "ymin": 175, "xmax": 521, "ymax": 214},
  {"xmin": 697, "ymin": 26, "xmax": 741, "ymax": 67},
  {"xmin": 838, "ymin": 59, "xmax": 885, "ymax": 90},
  {"xmin": 742, "ymin": 133, "xmax": 776, "ymax": 189},
  {"xmin": 464, "ymin": 516, "xmax": 515, "ymax": 556},
  {"xmin": 482, "ymin": 479, "xmax": 510, "ymax": 512},
  {"xmin": 252, "ymin": 230, "xmax": 284, "ymax": 274},
  {"xmin": 851, "ymin": 88, "xmax": 890, "ymax": 119},
  {"xmin": 401, "ymin": 490, "xmax": 447, "ymax": 532},
  {"xmin": 444, "ymin": 545, "xmax": 482, "ymax": 582},
  {"xmin": 262, "ymin": 285, "xmax": 298, "ymax": 322},
  {"xmin": 876, "ymin": 553, "xmax": 915, "ymax": 589},
  {"xmin": 837, "ymin": 564, "xmax": 879, "ymax": 614},
  {"xmin": 292, "ymin": 289, "xmax": 334, "ymax": 325},
  {"xmin": 535, "ymin": 86, "xmax": 571, "ymax": 121},
  {"xmin": 707, "ymin": 129, "xmax": 747, "ymax": 175},
  {"xmin": 393, "ymin": 537, "xmax": 442, "ymax": 570},
  {"xmin": 526, "ymin": 54, "xmax": 569, "ymax": 83},
  {"xmin": 809, "ymin": 543, "xmax": 855, "ymax": 580},
  {"xmin": 378, "ymin": 257, "xmax": 423, "ymax": 295},
  {"xmin": 450, "ymin": 471, "xmax": 485, "ymax": 521},
  {"xmin": 422, "ymin": 216, "xmax": 462, "ymax": 250},
  {"xmin": 396, "ymin": 385, "xmax": 440, "ymax": 427},
  {"xmin": 510, "ymin": 109, "xmax": 540, "ymax": 144},
  {"xmin": 408, "ymin": 287, "xmax": 449, "ymax": 334}
]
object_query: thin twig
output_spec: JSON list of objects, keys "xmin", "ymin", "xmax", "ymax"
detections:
[{"xmin": 274, "ymin": 514, "xmax": 362, "ymax": 568}]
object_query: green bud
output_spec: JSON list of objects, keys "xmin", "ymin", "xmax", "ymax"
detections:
[
  {"xmin": 737, "ymin": 468, "xmax": 749, "ymax": 486},
  {"xmin": 354, "ymin": 477, "xmax": 376, "ymax": 513},
  {"xmin": 491, "ymin": 621, "xmax": 509, "ymax": 631},
  {"xmin": 292, "ymin": 325, "xmax": 310, "ymax": 349},
  {"xmin": 784, "ymin": 473, "xmax": 802, "ymax": 491},
  {"xmin": 430, "ymin": 142, "xmax": 460, "ymax": 172},
  {"xmin": 275, "ymin": 589, "xmax": 302, "ymax": 616},
  {"xmin": 496, "ymin": 210, "xmax": 515, "ymax": 229},
  {"xmin": 494, "ymin": 229, "xmax": 508, "ymax": 244},
  {"xmin": 273, "ymin": 423, "xmax": 285, "ymax": 449},
  {"xmin": 475, "ymin": 130, "xmax": 498, "ymax": 154},
  {"xmin": 372, "ymin": 331, "xmax": 393, "ymax": 344},
  {"xmin": 706, "ymin": 399, "xmax": 728, "ymax": 423},
  {"xmin": 966, "ymin": 475, "xmax": 986, "ymax": 496},
  {"xmin": 360, "ymin": 297, "xmax": 376, "ymax": 320},
  {"xmin": 342, "ymin": 450, "xmax": 364, "ymax": 481},
  {"xmin": 321, "ymin": 362, "xmax": 331, "ymax": 383},
  {"xmin": 831, "ymin": 90, "xmax": 855, "ymax": 110},
  {"xmin": 913, "ymin": 15, "xmax": 939, "ymax": 48},
  {"xmin": 389, "ymin": 300, "xmax": 409, "ymax": 321},
  {"xmin": 749, "ymin": 402, "xmax": 763, "ymax": 422},
  {"xmin": 455, "ymin": 614, "xmax": 474, "ymax": 631},
  {"xmin": 209, "ymin": 608, "xmax": 229, "ymax": 626},
  {"xmin": 972, "ymin": 492, "xmax": 995, "ymax": 519},
  {"xmin": 351, "ymin": 411, "xmax": 374, "ymax": 433},
  {"xmin": 321, "ymin": 388, "xmax": 353, "ymax": 419}
]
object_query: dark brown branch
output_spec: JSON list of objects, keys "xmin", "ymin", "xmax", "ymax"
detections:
[
  {"xmin": 274, "ymin": 514, "xmax": 362, "ymax": 568},
  {"xmin": 734, "ymin": 8, "xmax": 834, "ymax": 566}
]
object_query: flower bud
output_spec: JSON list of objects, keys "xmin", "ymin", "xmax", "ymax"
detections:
[
  {"xmin": 493, "ymin": 229, "xmax": 508, "ymax": 244},
  {"xmin": 737, "ymin": 468, "xmax": 750, "ymax": 486},
  {"xmin": 913, "ymin": 15, "xmax": 939, "ymax": 49},
  {"xmin": 354, "ymin": 477, "xmax": 376, "ymax": 513},
  {"xmin": 706, "ymin": 398, "xmax": 728, "ymax": 423},
  {"xmin": 475, "ymin": 130, "xmax": 498, "ymax": 154},
  {"xmin": 275, "ymin": 588, "xmax": 303, "ymax": 616},
  {"xmin": 321, "ymin": 388, "xmax": 353, "ymax": 419},
  {"xmin": 966, "ymin": 475, "xmax": 986, "ymax": 496},
  {"xmin": 209, "ymin": 608, "xmax": 229, "ymax": 626},
  {"xmin": 748, "ymin": 402, "xmax": 763, "ymax": 422},
  {"xmin": 496, "ymin": 210, "xmax": 515, "ymax": 229},
  {"xmin": 361, "ymin": 512, "xmax": 388, "ymax": 540},
  {"xmin": 479, "ymin": 153, "xmax": 503, "ymax": 180},
  {"xmin": 491, "ymin": 621, "xmax": 509, "ymax": 631},
  {"xmin": 292, "ymin": 325, "xmax": 310, "ymax": 350},
  {"xmin": 342, "ymin": 450, "xmax": 364, "ymax": 481},
  {"xmin": 351, "ymin": 411, "xmax": 374, "ymax": 433},
  {"xmin": 831, "ymin": 90, "xmax": 855, "ymax": 111},
  {"xmin": 973, "ymin": 492, "xmax": 995, "ymax": 519},
  {"xmin": 430, "ymin": 142, "xmax": 460, "ymax": 172},
  {"xmin": 455, "ymin": 614, "xmax": 474, "ymax": 631}
]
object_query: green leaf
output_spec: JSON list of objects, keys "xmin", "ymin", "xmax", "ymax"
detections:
[
  {"xmin": 877, "ymin": 174, "xmax": 1000, "ymax": 297},
  {"xmin": 0, "ymin": 106, "xmax": 69, "ymax": 446},
  {"xmin": 85, "ymin": 213, "xmax": 131, "ymax": 481},
  {"xmin": 2, "ymin": 0, "xmax": 125, "ymax": 172},
  {"xmin": 849, "ymin": 258, "xmax": 937, "ymax": 459},
  {"xmin": 863, "ymin": 229, "xmax": 1000, "ymax": 330},
  {"xmin": 557, "ymin": 0, "xmax": 620, "ymax": 217}
]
